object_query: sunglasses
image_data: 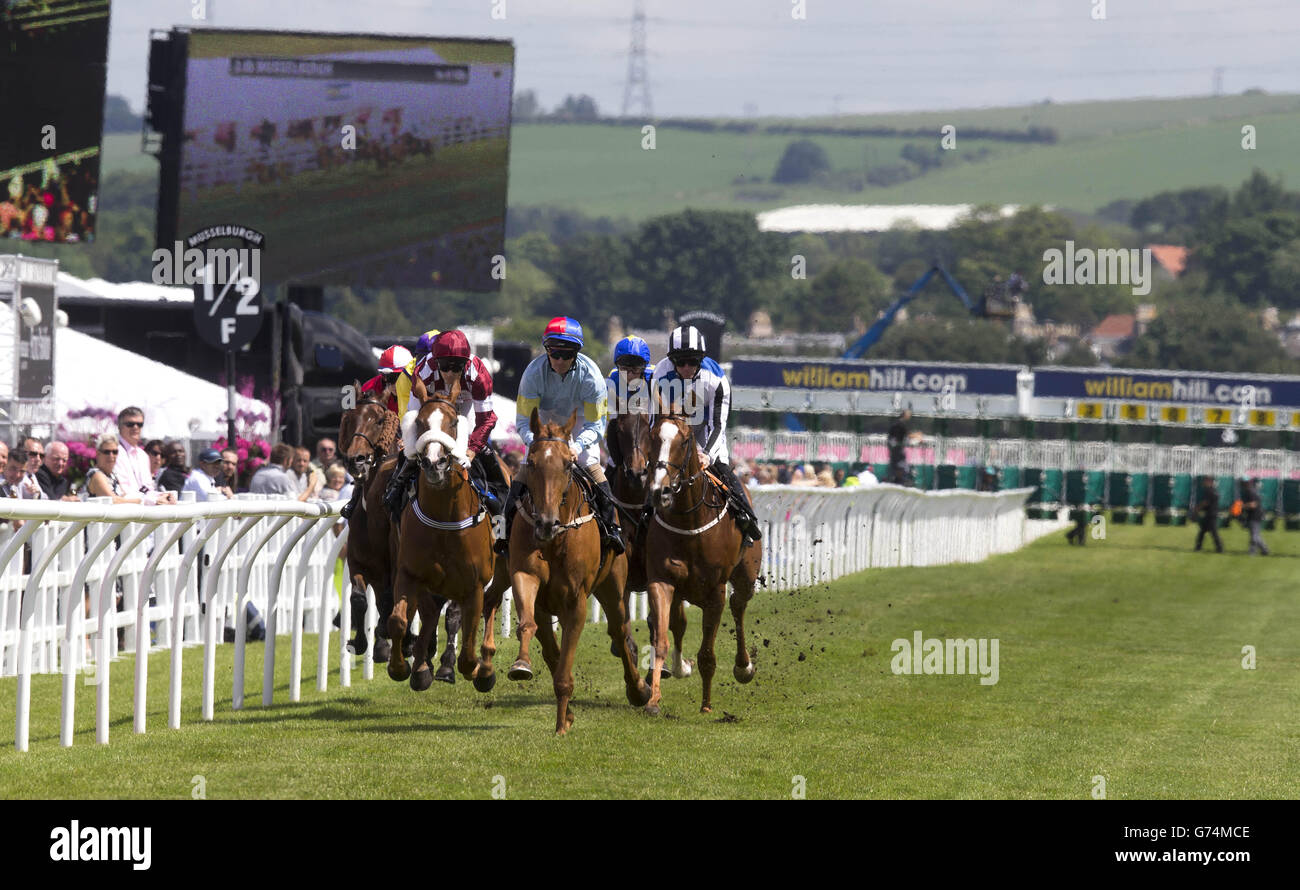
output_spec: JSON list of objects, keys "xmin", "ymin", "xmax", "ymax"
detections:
[
  {"xmin": 99, "ymin": 449, "xmax": 119, "ymax": 456},
  {"xmin": 147, "ymin": 450, "xmax": 162, "ymax": 458},
  {"xmin": 548, "ymin": 349, "xmax": 577, "ymax": 360},
  {"xmin": 672, "ymin": 357, "xmax": 701, "ymax": 367},
  {"xmin": 121, "ymin": 421, "xmax": 144, "ymax": 429},
  {"xmin": 25, "ymin": 451, "xmax": 43, "ymax": 459},
  {"xmin": 437, "ymin": 359, "xmax": 467, "ymax": 372},
  {"xmin": 616, "ymin": 361, "xmax": 646, "ymax": 370}
]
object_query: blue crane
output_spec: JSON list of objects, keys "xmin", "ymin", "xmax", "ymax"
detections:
[{"xmin": 783, "ymin": 264, "xmax": 1008, "ymax": 430}]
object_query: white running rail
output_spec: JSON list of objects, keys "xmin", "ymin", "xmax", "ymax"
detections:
[{"xmin": 0, "ymin": 495, "xmax": 359, "ymax": 752}]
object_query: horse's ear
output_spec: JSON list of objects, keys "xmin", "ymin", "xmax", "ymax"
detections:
[
  {"xmin": 529, "ymin": 407, "xmax": 541, "ymax": 437},
  {"xmin": 412, "ymin": 375, "xmax": 428, "ymax": 404},
  {"xmin": 446, "ymin": 374, "xmax": 462, "ymax": 404},
  {"xmin": 562, "ymin": 409, "xmax": 578, "ymax": 439}
]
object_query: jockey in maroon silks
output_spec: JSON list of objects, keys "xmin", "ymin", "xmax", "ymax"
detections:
[
  {"xmin": 384, "ymin": 330, "xmax": 508, "ymax": 528},
  {"xmin": 340, "ymin": 345, "xmax": 411, "ymax": 520}
]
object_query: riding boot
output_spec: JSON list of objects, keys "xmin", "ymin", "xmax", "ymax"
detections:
[
  {"xmin": 339, "ymin": 482, "xmax": 363, "ymax": 520},
  {"xmin": 383, "ymin": 453, "xmax": 416, "ymax": 522},
  {"xmin": 715, "ymin": 461, "xmax": 762, "ymax": 545},
  {"xmin": 594, "ymin": 481, "xmax": 627, "ymax": 555},
  {"xmin": 494, "ymin": 477, "xmax": 526, "ymax": 555}
]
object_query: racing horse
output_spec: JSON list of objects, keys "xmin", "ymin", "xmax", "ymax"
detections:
[
  {"xmin": 339, "ymin": 384, "xmax": 460, "ymax": 676},
  {"xmin": 387, "ymin": 376, "xmax": 502, "ymax": 692},
  {"xmin": 643, "ymin": 398, "xmax": 761, "ymax": 715},
  {"xmin": 505, "ymin": 409, "xmax": 649, "ymax": 735},
  {"xmin": 606, "ymin": 408, "xmax": 691, "ymax": 681}
]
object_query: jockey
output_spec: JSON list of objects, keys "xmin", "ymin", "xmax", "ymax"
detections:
[
  {"xmin": 495, "ymin": 316, "xmax": 625, "ymax": 556},
  {"xmin": 384, "ymin": 330, "xmax": 502, "ymax": 519},
  {"xmin": 650, "ymin": 324, "xmax": 762, "ymax": 546},
  {"xmin": 360, "ymin": 344, "xmax": 413, "ymax": 413},
  {"xmin": 393, "ymin": 328, "xmax": 440, "ymax": 412},
  {"xmin": 340, "ymin": 344, "xmax": 411, "ymax": 520},
  {"xmin": 605, "ymin": 335, "xmax": 654, "ymax": 472}
]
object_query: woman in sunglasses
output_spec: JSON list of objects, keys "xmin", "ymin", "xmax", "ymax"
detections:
[
  {"xmin": 385, "ymin": 329, "xmax": 501, "ymax": 520},
  {"xmin": 649, "ymin": 324, "xmax": 762, "ymax": 546},
  {"xmin": 83, "ymin": 436, "xmax": 145, "ymax": 504},
  {"xmin": 493, "ymin": 316, "xmax": 625, "ymax": 556}
]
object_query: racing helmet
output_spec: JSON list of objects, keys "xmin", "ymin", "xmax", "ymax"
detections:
[{"xmin": 378, "ymin": 345, "xmax": 413, "ymax": 374}]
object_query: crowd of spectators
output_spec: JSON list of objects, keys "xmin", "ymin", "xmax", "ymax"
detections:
[{"xmin": 739, "ymin": 460, "xmax": 879, "ymax": 489}]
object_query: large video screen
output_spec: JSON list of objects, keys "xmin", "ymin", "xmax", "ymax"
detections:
[
  {"xmin": 172, "ymin": 30, "xmax": 514, "ymax": 289},
  {"xmin": 0, "ymin": 0, "xmax": 110, "ymax": 245}
]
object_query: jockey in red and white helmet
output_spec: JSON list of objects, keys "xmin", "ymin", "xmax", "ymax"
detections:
[{"xmin": 359, "ymin": 344, "xmax": 413, "ymax": 413}]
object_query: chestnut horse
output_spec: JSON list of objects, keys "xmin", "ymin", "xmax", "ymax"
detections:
[
  {"xmin": 607, "ymin": 409, "xmax": 690, "ymax": 680},
  {"xmin": 505, "ymin": 409, "xmax": 649, "ymax": 734},
  {"xmin": 643, "ymin": 407, "xmax": 761, "ymax": 715},
  {"xmin": 387, "ymin": 377, "xmax": 502, "ymax": 692}
]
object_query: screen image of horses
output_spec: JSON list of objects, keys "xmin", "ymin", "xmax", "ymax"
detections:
[{"xmin": 172, "ymin": 31, "xmax": 513, "ymax": 289}]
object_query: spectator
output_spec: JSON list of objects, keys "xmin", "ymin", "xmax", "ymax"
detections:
[
  {"xmin": 314, "ymin": 438, "xmax": 338, "ymax": 472},
  {"xmin": 977, "ymin": 465, "xmax": 1000, "ymax": 493},
  {"xmin": 1, "ymin": 447, "xmax": 27, "ymax": 497},
  {"xmin": 832, "ymin": 468, "xmax": 846, "ymax": 487},
  {"xmin": 115, "ymin": 407, "xmax": 177, "ymax": 505},
  {"xmin": 36, "ymin": 441, "xmax": 78, "ymax": 500},
  {"xmin": 1240, "ymin": 476, "xmax": 1270, "ymax": 556},
  {"xmin": 219, "ymin": 448, "xmax": 241, "ymax": 491},
  {"xmin": 13, "ymin": 438, "xmax": 46, "ymax": 499},
  {"xmin": 776, "ymin": 464, "xmax": 792, "ymax": 485},
  {"xmin": 144, "ymin": 439, "xmax": 166, "ymax": 482},
  {"xmin": 157, "ymin": 441, "xmax": 190, "ymax": 494},
  {"xmin": 83, "ymin": 436, "xmax": 146, "ymax": 504},
  {"xmin": 858, "ymin": 465, "xmax": 880, "ymax": 487},
  {"xmin": 292, "ymin": 446, "xmax": 324, "ymax": 499},
  {"xmin": 816, "ymin": 468, "xmax": 836, "ymax": 488},
  {"xmin": 320, "ymin": 464, "xmax": 352, "ymax": 502},
  {"xmin": 183, "ymin": 449, "xmax": 233, "ymax": 502},
  {"xmin": 1193, "ymin": 475, "xmax": 1222, "ymax": 554},
  {"xmin": 887, "ymin": 409, "xmax": 921, "ymax": 486},
  {"xmin": 249, "ymin": 443, "xmax": 298, "ymax": 496}
]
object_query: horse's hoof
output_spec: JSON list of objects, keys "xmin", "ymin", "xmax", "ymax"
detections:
[
  {"xmin": 387, "ymin": 660, "xmax": 410, "ymax": 683},
  {"xmin": 644, "ymin": 703, "xmax": 661, "ymax": 717},
  {"xmin": 372, "ymin": 638, "xmax": 392, "ymax": 662},
  {"xmin": 733, "ymin": 662, "xmax": 756, "ymax": 684},
  {"xmin": 507, "ymin": 660, "xmax": 533, "ymax": 681},
  {"xmin": 701, "ymin": 704, "xmax": 712, "ymax": 714},
  {"xmin": 410, "ymin": 666, "xmax": 434, "ymax": 692},
  {"xmin": 346, "ymin": 634, "xmax": 368, "ymax": 656},
  {"xmin": 472, "ymin": 670, "xmax": 496, "ymax": 693},
  {"xmin": 435, "ymin": 665, "xmax": 456, "ymax": 685},
  {"xmin": 673, "ymin": 657, "xmax": 694, "ymax": 680},
  {"xmin": 627, "ymin": 681, "xmax": 652, "ymax": 707}
]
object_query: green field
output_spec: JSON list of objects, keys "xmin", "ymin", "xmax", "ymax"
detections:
[
  {"xmin": 3, "ymin": 519, "xmax": 1298, "ymax": 799},
  {"xmin": 103, "ymin": 94, "xmax": 1300, "ymax": 223}
]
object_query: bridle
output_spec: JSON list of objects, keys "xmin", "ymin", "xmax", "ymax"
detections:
[
  {"xmin": 611, "ymin": 411, "xmax": 652, "ymax": 487},
  {"xmin": 653, "ymin": 417, "xmax": 725, "ymax": 519},
  {"xmin": 344, "ymin": 397, "xmax": 394, "ymax": 479},
  {"xmin": 522, "ymin": 435, "xmax": 595, "ymax": 534},
  {"xmin": 408, "ymin": 395, "xmax": 485, "ymax": 530}
]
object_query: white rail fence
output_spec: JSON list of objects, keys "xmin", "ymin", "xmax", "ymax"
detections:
[{"xmin": 1, "ymin": 487, "xmax": 1058, "ymax": 751}]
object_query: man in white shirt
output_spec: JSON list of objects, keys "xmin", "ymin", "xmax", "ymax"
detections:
[
  {"xmin": 183, "ymin": 449, "xmax": 233, "ymax": 502},
  {"xmin": 114, "ymin": 407, "xmax": 177, "ymax": 506}
]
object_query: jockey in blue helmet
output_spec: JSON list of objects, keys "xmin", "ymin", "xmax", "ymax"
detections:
[
  {"xmin": 606, "ymin": 335, "xmax": 654, "ymax": 473},
  {"xmin": 495, "ymin": 316, "xmax": 625, "ymax": 556}
]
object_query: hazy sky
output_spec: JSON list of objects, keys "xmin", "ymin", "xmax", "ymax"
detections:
[{"xmin": 106, "ymin": 0, "xmax": 1300, "ymax": 117}]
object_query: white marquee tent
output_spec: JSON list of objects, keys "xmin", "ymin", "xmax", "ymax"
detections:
[{"xmin": 54, "ymin": 326, "xmax": 272, "ymax": 442}]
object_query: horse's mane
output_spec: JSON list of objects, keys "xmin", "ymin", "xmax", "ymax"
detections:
[{"xmin": 375, "ymin": 408, "xmax": 401, "ymax": 455}]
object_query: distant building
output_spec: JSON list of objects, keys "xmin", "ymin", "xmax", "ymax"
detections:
[
  {"xmin": 1147, "ymin": 244, "xmax": 1189, "ymax": 281},
  {"xmin": 1087, "ymin": 313, "xmax": 1138, "ymax": 359}
]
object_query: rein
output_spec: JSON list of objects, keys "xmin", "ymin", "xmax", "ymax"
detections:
[{"xmin": 409, "ymin": 399, "xmax": 484, "ymax": 531}]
